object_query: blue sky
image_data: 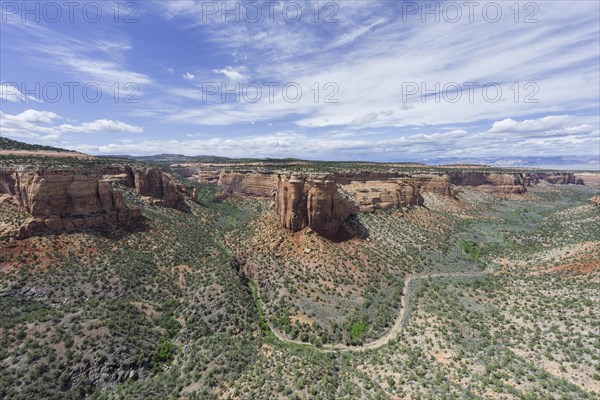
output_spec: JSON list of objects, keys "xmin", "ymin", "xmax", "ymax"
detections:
[{"xmin": 1, "ymin": 0, "xmax": 599, "ymax": 169}]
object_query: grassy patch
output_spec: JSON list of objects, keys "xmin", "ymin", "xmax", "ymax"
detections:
[
  {"xmin": 349, "ymin": 321, "xmax": 368, "ymax": 344},
  {"xmin": 460, "ymin": 240, "xmax": 480, "ymax": 261},
  {"xmin": 248, "ymin": 279, "xmax": 276, "ymax": 344}
]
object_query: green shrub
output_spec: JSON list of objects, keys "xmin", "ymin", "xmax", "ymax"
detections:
[
  {"xmin": 460, "ymin": 240, "xmax": 480, "ymax": 261},
  {"xmin": 349, "ymin": 322, "xmax": 368, "ymax": 343},
  {"xmin": 153, "ymin": 337, "xmax": 176, "ymax": 365}
]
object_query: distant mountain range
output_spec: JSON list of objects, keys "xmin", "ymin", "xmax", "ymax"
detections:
[{"xmin": 1, "ymin": 137, "xmax": 597, "ymax": 171}]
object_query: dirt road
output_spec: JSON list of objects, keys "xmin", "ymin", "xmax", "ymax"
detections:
[{"xmin": 258, "ymin": 270, "xmax": 490, "ymax": 352}]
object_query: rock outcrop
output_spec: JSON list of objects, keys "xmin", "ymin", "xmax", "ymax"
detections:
[
  {"xmin": 130, "ymin": 167, "xmax": 186, "ymax": 208},
  {"xmin": 338, "ymin": 173, "xmax": 454, "ymax": 212},
  {"xmin": 276, "ymin": 175, "xmax": 356, "ymax": 240},
  {"xmin": 0, "ymin": 168, "xmax": 141, "ymax": 238},
  {"xmin": 211, "ymin": 171, "xmax": 454, "ymax": 240},
  {"xmin": 447, "ymin": 171, "xmax": 527, "ymax": 195},
  {"xmin": 218, "ymin": 171, "xmax": 278, "ymax": 198},
  {"xmin": 575, "ymin": 172, "xmax": 600, "ymax": 188},
  {"xmin": 0, "ymin": 166, "xmax": 188, "ymax": 239},
  {"xmin": 171, "ymin": 166, "xmax": 220, "ymax": 184},
  {"xmin": 535, "ymin": 172, "xmax": 584, "ymax": 185},
  {"xmin": 447, "ymin": 171, "xmax": 584, "ymax": 190},
  {"xmin": 178, "ymin": 167, "xmax": 589, "ymax": 240}
]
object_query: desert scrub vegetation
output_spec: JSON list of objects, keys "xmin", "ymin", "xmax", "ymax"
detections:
[
  {"xmin": 0, "ymin": 184, "xmax": 262, "ymax": 399},
  {"xmin": 234, "ymin": 198, "xmax": 483, "ymax": 346},
  {"xmin": 1, "ymin": 165, "xmax": 598, "ymax": 399},
  {"xmin": 349, "ymin": 271, "xmax": 598, "ymax": 399},
  {"xmin": 215, "ymin": 181, "xmax": 599, "ymax": 399}
]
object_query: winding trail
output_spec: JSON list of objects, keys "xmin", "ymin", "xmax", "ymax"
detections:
[{"xmin": 256, "ymin": 270, "xmax": 490, "ymax": 353}]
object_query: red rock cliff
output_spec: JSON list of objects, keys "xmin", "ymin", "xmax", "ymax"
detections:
[
  {"xmin": 205, "ymin": 170, "xmax": 455, "ymax": 239},
  {"xmin": 276, "ymin": 175, "xmax": 356, "ymax": 240},
  {"xmin": 128, "ymin": 167, "xmax": 186, "ymax": 208},
  {"xmin": 447, "ymin": 171, "xmax": 527, "ymax": 195},
  {"xmin": 535, "ymin": 172, "xmax": 584, "ymax": 185},
  {"xmin": 218, "ymin": 171, "xmax": 278, "ymax": 198},
  {"xmin": 0, "ymin": 168, "xmax": 140, "ymax": 238},
  {"xmin": 0, "ymin": 166, "xmax": 187, "ymax": 238}
]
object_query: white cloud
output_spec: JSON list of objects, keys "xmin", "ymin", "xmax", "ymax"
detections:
[
  {"xmin": 351, "ymin": 110, "xmax": 395, "ymax": 126},
  {"xmin": 212, "ymin": 66, "xmax": 245, "ymax": 81},
  {"xmin": 153, "ymin": 1, "xmax": 599, "ymax": 132},
  {"xmin": 232, "ymin": 49, "xmax": 248, "ymax": 61},
  {"xmin": 489, "ymin": 115, "xmax": 573, "ymax": 133},
  {"xmin": 67, "ymin": 116, "xmax": 598, "ymax": 167},
  {"xmin": 58, "ymin": 119, "xmax": 143, "ymax": 134},
  {"xmin": 0, "ymin": 83, "xmax": 38, "ymax": 102},
  {"xmin": 1, "ymin": 83, "xmax": 23, "ymax": 102},
  {"xmin": 1, "ymin": 110, "xmax": 142, "ymax": 139},
  {"xmin": 182, "ymin": 72, "xmax": 195, "ymax": 80},
  {"xmin": 3, "ymin": 109, "xmax": 59, "ymax": 124},
  {"xmin": 328, "ymin": 18, "xmax": 387, "ymax": 49},
  {"xmin": 165, "ymin": 67, "xmax": 175, "ymax": 74},
  {"xmin": 1, "ymin": 110, "xmax": 62, "ymax": 140},
  {"xmin": 3, "ymin": 21, "xmax": 151, "ymax": 87}
]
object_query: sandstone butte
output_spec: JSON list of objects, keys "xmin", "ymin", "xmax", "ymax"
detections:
[
  {"xmin": 174, "ymin": 168, "xmax": 584, "ymax": 241},
  {"xmin": 0, "ymin": 166, "xmax": 191, "ymax": 239}
]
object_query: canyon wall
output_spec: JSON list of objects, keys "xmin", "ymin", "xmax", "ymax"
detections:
[
  {"xmin": 575, "ymin": 172, "xmax": 600, "ymax": 188},
  {"xmin": 535, "ymin": 172, "xmax": 584, "ymax": 185},
  {"xmin": 218, "ymin": 171, "xmax": 278, "ymax": 198},
  {"xmin": 176, "ymin": 167, "xmax": 587, "ymax": 240},
  {"xmin": 171, "ymin": 167, "xmax": 220, "ymax": 184},
  {"xmin": 447, "ymin": 171, "xmax": 527, "ymax": 195},
  {"xmin": 210, "ymin": 171, "xmax": 454, "ymax": 240},
  {"xmin": 0, "ymin": 166, "xmax": 188, "ymax": 239},
  {"xmin": 446, "ymin": 171, "xmax": 584, "ymax": 192},
  {"xmin": 338, "ymin": 173, "xmax": 454, "ymax": 212}
]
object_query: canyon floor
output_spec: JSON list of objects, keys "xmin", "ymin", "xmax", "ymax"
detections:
[{"xmin": 0, "ymin": 148, "xmax": 599, "ymax": 399}]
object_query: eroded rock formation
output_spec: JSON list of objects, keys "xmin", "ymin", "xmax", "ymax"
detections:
[
  {"xmin": 337, "ymin": 173, "xmax": 453, "ymax": 212},
  {"xmin": 176, "ymin": 167, "xmax": 588, "ymax": 240},
  {"xmin": 0, "ymin": 166, "xmax": 188, "ymax": 238},
  {"xmin": 276, "ymin": 175, "xmax": 356, "ymax": 239},
  {"xmin": 447, "ymin": 171, "xmax": 527, "ymax": 195},
  {"xmin": 219, "ymin": 171, "xmax": 278, "ymax": 198},
  {"xmin": 0, "ymin": 168, "xmax": 140, "ymax": 238},
  {"xmin": 130, "ymin": 167, "xmax": 187, "ymax": 208},
  {"xmin": 535, "ymin": 172, "xmax": 584, "ymax": 185},
  {"xmin": 575, "ymin": 172, "xmax": 600, "ymax": 188},
  {"xmin": 446, "ymin": 170, "xmax": 584, "ymax": 192},
  {"xmin": 209, "ymin": 171, "xmax": 454, "ymax": 240}
]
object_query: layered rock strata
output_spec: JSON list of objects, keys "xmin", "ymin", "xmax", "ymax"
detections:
[
  {"xmin": 212, "ymin": 171, "xmax": 454, "ymax": 240},
  {"xmin": 178, "ymin": 167, "xmax": 587, "ymax": 239},
  {"xmin": 275, "ymin": 174, "xmax": 356, "ymax": 239},
  {"xmin": 218, "ymin": 171, "xmax": 278, "ymax": 198},
  {"xmin": 447, "ymin": 172, "xmax": 527, "ymax": 195},
  {"xmin": 535, "ymin": 172, "xmax": 584, "ymax": 185},
  {"xmin": 0, "ymin": 166, "xmax": 187, "ymax": 238}
]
